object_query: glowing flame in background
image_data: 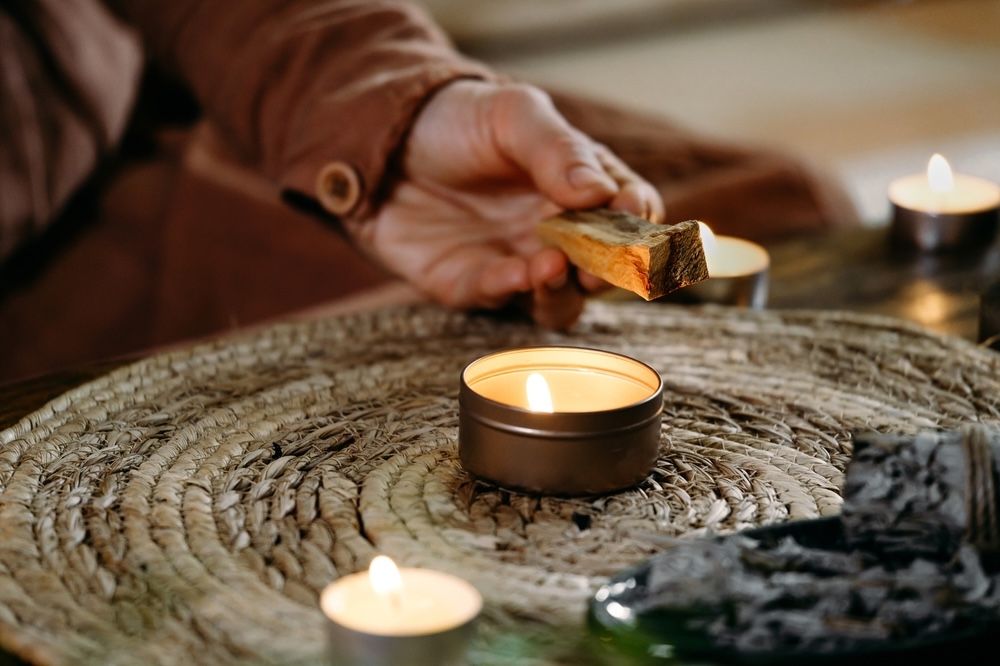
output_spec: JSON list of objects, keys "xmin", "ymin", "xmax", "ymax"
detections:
[{"xmin": 928, "ymin": 153, "xmax": 954, "ymax": 193}]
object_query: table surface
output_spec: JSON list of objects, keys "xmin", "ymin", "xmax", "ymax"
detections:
[
  {"xmin": 1, "ymin": 224, "xmax": 999, "ymax": 666},
  {"xmin": 765, "ymin": 224, "xmax": 1000, "ymax": 343},
  {"xmin": 3, "ymin": 225, "xmax": 998, "ymax": 434}
]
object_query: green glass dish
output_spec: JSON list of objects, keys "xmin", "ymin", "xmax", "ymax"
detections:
[{"xmin": 589, "ymin": 517, "xmax": 1000, "ymax": 665}]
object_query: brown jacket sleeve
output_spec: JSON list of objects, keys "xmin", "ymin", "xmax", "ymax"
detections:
[
  {"xmin": 0, "ymin": 0, "xmax": 143, "ymax": 263},
  {"xmin": 107, "ymin": 0, "xmax": 496, "ymax": 223}
]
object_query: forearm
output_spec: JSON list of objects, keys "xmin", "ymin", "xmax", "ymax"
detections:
[{"xmin": 106, "ymin": 0, "xmax": 496, "ymax": 221}]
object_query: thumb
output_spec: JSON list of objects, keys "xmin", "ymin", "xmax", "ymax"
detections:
[{"xmin": 488, "ymin": 84, "xmax": 619, "ymax": 208}]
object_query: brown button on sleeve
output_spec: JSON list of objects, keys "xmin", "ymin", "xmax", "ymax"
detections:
[{"xmin": 315, "ymin": 161, "xmax": 363, "ymax": 217}]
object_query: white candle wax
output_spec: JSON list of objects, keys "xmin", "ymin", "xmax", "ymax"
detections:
[
  {"xmin": 320, "ymin": 561, "xmax": 481, "ymax": 636},
  {"xmin": 470, "ymin": 368, "xmax": 654, "ymax": 412},
  {"xmin": 464, "ymin": 348, "xmax": 660, "ymax": 413},
  {"xmin": 698, "ymin": 222, "xmax": 769, "ymax": 278},
  {"xmin": 889, "ymin": 173, "xmax": 1000, "ymax": 214},
  {"xmin": 888, "ymin": 154, "xmax": 1000, "ymax": 214}
]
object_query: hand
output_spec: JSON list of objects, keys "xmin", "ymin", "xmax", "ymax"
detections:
[{"xmin": 344, "ymin": 79, "xmax": 664, "ymax": 330}]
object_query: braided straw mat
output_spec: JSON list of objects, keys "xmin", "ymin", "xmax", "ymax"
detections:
[{"xmin": 2, "ymin": 302, "xmax": 999, "ymax": 665}]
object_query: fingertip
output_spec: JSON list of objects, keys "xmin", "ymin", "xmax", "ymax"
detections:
[
  {"xmin": 567, "ymin": 164, "xmax": 617, "ymax": 196},
  {"xmin": 546, "ymin": 157, "xmax": 620, "ymax": 211},
  {"xmin": 649, "ymin": 195, "xmax": 666, "ymax": 224},
  {"xmin": 528, "ymin": 279, "xmax": 586, "ymax": 331},
  {"xmin": 644, "ymin": 182, "xmax": 666, "ymax": 223},
  {"xmin": 476, "ymin": 256, "xmax": 531, "ymax": 306},
  {"xmin": 527, "ymin": 247, "xmax": 570, "ymax": 291},
  {"xmin": 577, "ymin": 270, "xmax": 611, "ymax": 294},
  {"xmin": 609, "ymin": 182, "xmax": 664, "ymax": 222}
]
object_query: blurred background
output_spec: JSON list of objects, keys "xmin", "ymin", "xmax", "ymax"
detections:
[
  {"xmin": 3, "ymin": 0, "xmax": 999, "ymax": 383},
  {"xmin": 420, "ymin": 0, "xmax": 1000, "ymax": 225}
]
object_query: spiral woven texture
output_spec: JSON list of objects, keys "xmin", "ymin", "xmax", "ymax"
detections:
[{"xmin": 2, "ymin": 302, "xmax": 999, "ymax": 665}]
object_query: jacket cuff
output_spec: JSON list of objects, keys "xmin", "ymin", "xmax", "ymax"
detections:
[{"xmin": 278, "ymin": 64, "xmax": 495, "ymax": 224}]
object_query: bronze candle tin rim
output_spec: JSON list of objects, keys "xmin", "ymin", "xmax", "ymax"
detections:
[
  {"xmin": 890, "ymin": 203, "xmax": 1000, "ymax": 252},
  {"xmin": 458, "ymin": 346, "xmax": 664, "ymax": 496}
]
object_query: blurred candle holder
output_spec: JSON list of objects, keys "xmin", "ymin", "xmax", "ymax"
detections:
[
  {"xmin": 459, "ymin": 346, "xmax": 663, "ymax": 496},
  {"xmin": 889, "ymin": 154, "xmax": 1000, "ymax": 252},
  {"xmin": 671, "ymin": 222, "xmax": 769, "ymax": 308}
]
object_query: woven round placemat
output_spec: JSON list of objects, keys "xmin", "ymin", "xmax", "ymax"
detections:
[{"xmin": 1, "ymin": 302, "xmax": 999, "ymax": 665}]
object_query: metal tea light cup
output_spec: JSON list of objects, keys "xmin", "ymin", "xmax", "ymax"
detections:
[
  {"xmin": 890, "ymin": 205, "xmax": 999, "ymax": 252},
  {"xmin": 888, "ymin": 156, "xmax": 1000, "ymax": 252},
  {"xmin": 459, "ymin": 346, "xmax": 664, "ymax": 496},
  {"xmin": 321, "ymin": 563, "xmax": 482, "ymax": 666},
  {"xmin": 324, "ymin": 617, "xmax": 478, "ymax": 666},
  {"xmin": 680, "ymin": 268, "xmax": 768, "ymax": 309},
  {"xmin": 676, "ymin": 224, "xmax": 770, "ymax": 308}
]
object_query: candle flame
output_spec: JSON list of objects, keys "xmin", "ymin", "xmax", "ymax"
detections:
[
  {"xmin": 697, "ymin": 221, "xmax": 719, "ymax": 276},
  {"xmin": 369, "ymin": 555, "xmax": 403, "ymax": 602},
  {"xmin": 526, "ymin": 372, "xmax": 554, "ymax": 413},
  {"xmin": 697, "ymin": 221, "xmax": 718, "ymax": 257},
  {"xmin": 927, "ymin": 153, "xmax": 954, "ymax": 193}
]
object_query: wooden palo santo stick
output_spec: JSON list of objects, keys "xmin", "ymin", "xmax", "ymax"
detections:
[{"xmin": 537, "ymin": 208, "xmax": 708, "ymax": 300}]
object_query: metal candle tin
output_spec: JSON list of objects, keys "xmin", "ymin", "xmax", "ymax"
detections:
[
  {"xmin": 324, "ymin": 620, "xmax": 477, "ymax": 666},
  {"xmin": 681, "ymin": 268, "xmax": 769, "ymax": 309},
  {"xmin": 674, "ymin": 228, "xmax": 770, "ymax": 308},
  {"xmin": 459, "ymin": 346, "xmax": 664, "ymax": 496},
  {"xmin": 888, "ymin": 165, "xmax": 1000, "ymax": 252},
  {"xmin": 321, "ymin": 567, "xmax": 482, "ymax": 666},
  {"xmin": 890, "ymin": 205, "xmax": 999, "ymax": 252}
]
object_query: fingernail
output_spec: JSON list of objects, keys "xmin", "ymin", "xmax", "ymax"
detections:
[
  {"xmin": 568, "ymin": 165, "xmax": 615, "ymax": 191},
  {"xmin": 545, "ymin": 273, "xmax": 568, "ymax": 290}
]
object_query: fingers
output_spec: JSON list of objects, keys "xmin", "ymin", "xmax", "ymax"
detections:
[
  {"xmin": 440, "ymin": 247, "xmax": 588, "ymax": 331},
  {"xmin": 488, "ymin": 84, "xmax": 614, "ymax": 206},
  {"xmin": 520, "ymin": 282, "xmax": 585, "ymax": 331},
  {"xmin": 487, "ymin": 83, "xmax": 663, "ymax": 221},
  {"xmin": 519, "ymin": 249, "xmax": 586, "ymax": 330},
  {"xmin": 594, "ymin": 146, "xmax": 666, "ymax": 223},
  {"xmin": 576, "ymin": 269, "xmax": 611, "ymax": 294},
  {"xmin": 450, "ymin": 254, "xmax": 531, "ymax": 311}
]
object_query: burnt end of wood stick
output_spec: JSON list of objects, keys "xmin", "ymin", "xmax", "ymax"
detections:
[{"xmin": 536, "ymin": 209, "xmax": 709, "ymax": 300}]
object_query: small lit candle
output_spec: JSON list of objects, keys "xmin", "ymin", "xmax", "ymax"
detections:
[
  {"xmin": 675, "ymin": 223, "xmax": 769, "ymax": 308},
  {"xmin": 320, "ymin": 555, "xmax": 482, "ymax": 666},
  {"xmin": 459, "ymin": 347, "xmax": 663, "ymax": 495},
  {"xmin": 888, "ymin": 153, "xmax": 1000, "ymax": 251}
]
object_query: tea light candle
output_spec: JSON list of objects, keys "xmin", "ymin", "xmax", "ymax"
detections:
[
  {"xmin": 320, "ymin": 555, "xmax": 482, "ymax": 666},
  {"xmin": 674, "ymin": 223, "xmax": 769, "ymax": 308},
  {"xmin": 889, "ymin": 153, "xmax": 1000, "ymax": 251},
  {"xmin": 459, "ymin": 346, "xmax": 663, "ymax": 496}
]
